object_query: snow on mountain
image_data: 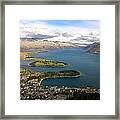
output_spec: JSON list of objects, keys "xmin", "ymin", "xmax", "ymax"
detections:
[
  {"xmin": 20, "ymin": 23, "xmax": 60, "ymax": 39},
  {"xmin": 20, "ymin": 23, "xmax": 100, "ymax": 46}
]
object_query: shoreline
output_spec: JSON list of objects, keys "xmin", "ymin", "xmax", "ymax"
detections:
[
  {"xmin": 20, "ymin": 44, "xmax": 100, "ymax": 100},
  {"xmin": 20, "ymin": 40, "xmax": 100, "ymax": 54},
  {"xmin": 20, "ymin": 69, "xmax": 81, "ymax": 84},
  {"xmin": 20, "ymin": 50, "xmax": 69, "ymax": 67},
  {"xmin": 20, "ymin": 69, "xmax": 99, "ymax": 100}
]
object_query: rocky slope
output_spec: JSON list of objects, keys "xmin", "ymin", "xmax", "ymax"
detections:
[{"xmin": 85, "ymin": 42, "xmax": 100, "ymax": 54}]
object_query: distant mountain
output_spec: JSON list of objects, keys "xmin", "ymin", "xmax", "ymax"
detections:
[
  {"xmin": 62, "ymin": 32, "xmax": 74, "ymax": 38},
  {"xmin": 20, "ymin": 25, "xmax": 59, "ymax": 40},
  {"xmin": 20, "ymin": 34, "xmax": 57, "ymax": 40},
  {"xmin": 85, "ymin": 42, "xmax": 100, "ymax": 54},
  {"xmin": 20, "ymin": 24, "xmax": 100, "ymax": 46}
]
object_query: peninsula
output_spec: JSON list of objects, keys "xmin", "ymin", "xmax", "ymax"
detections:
[
  {"xmin": 20, "ymin": 51, "xmax": 68, "ymax": 67},
  {"xmin": 20, "ymin": 69, "xmax": 100, "ymax": 100},
  {"xmin": 20, "ymin": 69, "xmax": 81, "ymax": 84}
]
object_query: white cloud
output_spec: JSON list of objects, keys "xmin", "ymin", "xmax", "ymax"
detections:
[{"xmin": 20, "ymin": 20, "xmax": 100, "ymax": 36}]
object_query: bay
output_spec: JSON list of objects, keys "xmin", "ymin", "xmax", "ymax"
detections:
[{"xmin": 21, "ymin": 48, "xmax": 100, "ymax": 88}]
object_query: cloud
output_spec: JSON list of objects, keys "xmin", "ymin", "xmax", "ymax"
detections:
[{"xmin": 20, "ymin": 20, "xmax": 100, "ymax": 34}]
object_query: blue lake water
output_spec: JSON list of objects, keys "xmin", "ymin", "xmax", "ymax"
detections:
[{"xmin": 21, "ymin": 48, "xmax": 100, "ymax": 88}]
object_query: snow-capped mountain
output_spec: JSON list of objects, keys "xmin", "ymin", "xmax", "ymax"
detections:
[
  {"xmin": 20, "ymin": 23, "xmax": 100, "ymax": 46},
  {"xmin": 20, "ymin": 25, "xmax": 59, "ymax": 39}
]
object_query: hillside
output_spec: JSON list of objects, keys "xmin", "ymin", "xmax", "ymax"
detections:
[{"xmin": 85, "ymin": 42, "xmax": 100, "ymax": 54}]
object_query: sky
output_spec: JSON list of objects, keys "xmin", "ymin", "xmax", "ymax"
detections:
[{"xmin": 20, "ymin": 20, "xmax": 100, "ymax": 34}]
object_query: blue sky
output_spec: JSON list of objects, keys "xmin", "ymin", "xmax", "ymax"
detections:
[
  {"xmin": 43, "ymin": 20, "xmax": 99, "ymax": 29},
  {"xmin": 20, "ymin": 20, "xmax": 100, "ymax": 34},
  {"xmin": 20, "ymin": 20, "xmax": 100, "ymax": 30}
]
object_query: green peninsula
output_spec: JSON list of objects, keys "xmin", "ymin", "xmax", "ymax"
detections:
[
  {"xmin": 20, "ymin": 69, "xmax": 81, "ymax": 84},
  {"xmin": 21, "ymin": 51, "xmax": 68, "ymax": 67}
]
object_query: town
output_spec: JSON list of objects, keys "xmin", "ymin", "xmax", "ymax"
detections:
[{"xmin": 20, "ymin": 69, "xmax": 100, "ymax": 100}]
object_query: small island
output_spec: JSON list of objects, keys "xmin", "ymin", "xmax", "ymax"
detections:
[{"xmin": 29, "ymin": 59, "xmax": 68, "ymax": 67}]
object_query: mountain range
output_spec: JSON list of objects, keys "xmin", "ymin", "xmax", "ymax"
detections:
[{"xmin": 20, "ymin": 24, "xmax": 100, "ymax": 47}]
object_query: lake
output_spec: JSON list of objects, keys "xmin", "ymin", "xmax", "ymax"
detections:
[{"xmin": 21, "ymin": 48, "xmax": 100, "ymax": 88}]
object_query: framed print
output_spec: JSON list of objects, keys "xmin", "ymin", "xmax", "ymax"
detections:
[{"xmin": 0, "ymin": 0, "xmax": 119, "ymax": 119}]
